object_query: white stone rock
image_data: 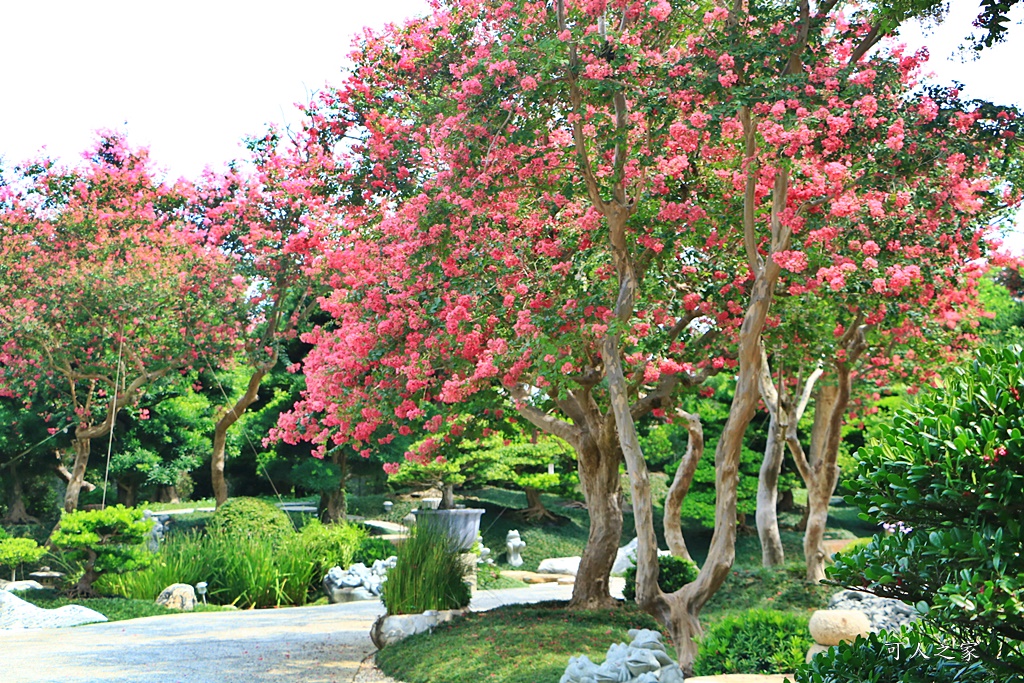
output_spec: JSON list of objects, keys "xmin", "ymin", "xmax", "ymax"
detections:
[
  {"xmin": 0, "ymin": 590, "xmax": 107, "ymax": 629},
  {"xmin": 809, "ymin": 609, "xmax": 871, "ymax": 646},
  {"xmin": 0, "ymin": 580, "xmax": 45, "ymax": 593},
  {"xmin": 611, "ymin": 539, "xmax": 639, "ymax": 575},
  {"xmin": 370, "ymin": 608, "xmax": 467, "ymax": 648},
  {"xmin": 806, "ymin": 642, "xmax": 834, "ymax": 663},
  {"xmin": 828, "ymin": 589, "xmax": 918, "ymax": 633},
  {"xmin": 537, "ymin": 556, "xmax": 581, "ymax": 575},
  {"xmin": 561, "ymin": 629, "xmax": 680, "ymax": 683},
  {"xmin": 156, "ymin": 583, "xmax": 196, "ymax": 611}
]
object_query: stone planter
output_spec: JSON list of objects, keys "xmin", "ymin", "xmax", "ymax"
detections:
[
  {"xmin": 412, "ymin": 508, "xmax": 485, "ymax": 550},
  {"xmin": 370, "ymin": 608, "xmax": 467, "ymax": 649}
]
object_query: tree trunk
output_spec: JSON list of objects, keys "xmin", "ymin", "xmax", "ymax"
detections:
[
  {"xmin": 569, "ymin": 438, "xmax": 622, "ymax": 610},
  {"xmin": 3, "ymin": 464, "xmax": 39, "ymax": 525},
  {"xmin": 803, "ymin": 382, "xmax": 845, "ymax": 583},
  {"xmin": 64, "ymin": 437, "xmax": 92, "ymax": 512},
  {"xmin": 73, "ymin": 549, "xmax": 100, "ymax": 598},
  {"xmin": 319, "ymin": 451, "xmax": 347, "ymax": 523},
  {"xmin": 756, "ymin": 413, "xmax": 787, "ymax": 566},
  {"xmin": 521, "ymin": 486, "xmax": 557, "ymax": 521},
  {"xmin": 212, "ymin": 367, "xmax": 269, "ymax": 507},
  {"xmin": 155, "ymin": 485, "xmax": 181, "ymax": 504},
  {"xmin": 117, "ymin": 479, "xmax": 138, "ymax": 508},
  {"xmin": 663, "ymin": 410, "xmax": 703, "ymax": 562}
]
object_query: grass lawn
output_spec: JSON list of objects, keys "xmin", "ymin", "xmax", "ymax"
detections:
[
  {"xmin": 17, "ymin": 589, "xmax": 231, "ymax": 622},
  {"xmin": 376, "ymin": 601, "xmax": 667, "ymax": 683}
]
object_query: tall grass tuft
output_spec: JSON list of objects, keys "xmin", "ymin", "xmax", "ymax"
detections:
[
  {"xmin": 100, "ymin": 521, "xmax": 368, "ymax": 609},
  {"xmin": 382, "ymin": 522, "xmax": 471, "ymax": 615}
]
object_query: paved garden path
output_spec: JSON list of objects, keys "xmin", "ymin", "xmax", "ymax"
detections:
[
  {"xmin": 0, "ymin": 582, "xmax": 584, "ymax": 683},
  {"xmin": 0, "ymin": 581, "xmax": 792, "ymax": 683}
]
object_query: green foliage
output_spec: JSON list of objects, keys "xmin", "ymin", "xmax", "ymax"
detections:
[
  {"xmin": 665, "ymin": 439, "xmax": 762, "ymax": 528},
  {"xmin": 0, "ymin": 536, "xmax": 46, "ymax": 579},
  {"xmin": 476, "ymin": 564, "xmax": 528, "ymax": 590},
  {"xmin": 352, "ymin": 536, "xmax": 398, "ymax": 566},
  {"xmin": 795, "ymin": 628, "xmax": 994, "ymax": 683},
  {"xmin": 824, "ymin": 345, "xmax": 1024, "ymax": 681},
  {"xmin": 376, "ymin": 602, "xmax": 666, "ymax": 683},
  {"xmin": 622, "ymin": 554, "xmax": 699, "ymax": 601},
  {"xmin": 382, "ymin": 521, "xmax": 471, "ymax": 615},
  {"xmin": 693, "ymin": 609, "xmax": 811, "ymax": 675},
  {"xmin": 207, "ymin": 497, "xmax": 294, "ymax": 538},
  {"xmin": 297, "ymin": 519, "xmax": 367, "ymax": 578},
  {"xmin": 49, "ymin": 505, "xmax": 153, "ymax": 592}
]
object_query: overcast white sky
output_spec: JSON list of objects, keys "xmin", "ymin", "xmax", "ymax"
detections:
[{"xmin": 1, "ymin": 2, "xmax": 1020, "ymax": 195}]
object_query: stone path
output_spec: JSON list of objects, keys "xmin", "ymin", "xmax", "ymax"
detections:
[{"xmin": 0, "ymin": 580, "xmax": 791, "ymax": 683}]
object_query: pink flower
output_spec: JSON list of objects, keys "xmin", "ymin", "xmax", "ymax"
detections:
[
  {"xmin": 772, "ymin": 250, "xmax": 809, "ymax": 273},
  {"xmin": 650, "ymin": 0, "xmax": 671, "ymax": 22},
  {"xmin": 383, "ymin": 462, "xmax": 400, "ymax": 475},
  {"xmin": 520, "ymin": 76, "xmax": 538, "ymax": 91}
]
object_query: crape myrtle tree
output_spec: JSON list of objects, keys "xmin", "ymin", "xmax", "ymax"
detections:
[
  {"xmin": 196, "ymin": 130, "xmax": 335, "ymax": 507},
  {"xmin": 0, "ymin": 136, "xmax": 245, "ymax": 511},
  {"xmin": 274, "ymin": 0, "xmax": 741, "ymax": 611},
  {"xmin": 275, "ymin": 0, "xmax": 1019, "ymax": 667}
]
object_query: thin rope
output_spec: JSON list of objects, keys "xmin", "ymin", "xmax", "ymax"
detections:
[
  {"xmin": 3, "ymin": 423, "xmax": 74, "ymax": 470},
  {"xmin": 101, "ymin": 331, "xmax": 125, "ymax": 509}
]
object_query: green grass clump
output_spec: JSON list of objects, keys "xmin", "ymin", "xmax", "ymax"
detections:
[
  {"xmin": 17, "ymin": 588, "xmax": 228, "ymax": 622},
  {"xmin": 476, "ymin": 565, "xmax": 529, "ymax": 590},
  {"xmin": 382, "ymin": 522, "xmax": 471, "ymax": 615},
  {"xmin": 376, "ymin": 601, "xmax": 667, "ymax": 683},
  {"xmin": 103, "ymin": 520, "xmax": 367, "ymax": 608},
  {"xmin": 693, "ymin": 609, "xmax": 812, "ymax": 675}
]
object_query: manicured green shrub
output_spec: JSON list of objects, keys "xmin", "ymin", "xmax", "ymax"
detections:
[
  {"xmin": 207, "ymin": 497, "xmax": 293, "ymax": 538},
  {"xmin": 693, "ymin": 609, "xmax": 811, "ymax": 675},
  {"xmin": 382, "ymin": 522, "xmax": 471, "ymax": 614},
  {"xmin": 352, "ymin": 535, "xmax": 397, "ymax": 566},
  {"xmin": 299, "ymin": 520, "xmax": 367, "ymax": 579},
  {"xmin": 623, "ymin": 554, "xmax": 699, "ymax": 601},
  {"xmin": 0, "ymin": 536, "xmax": 46, "ymax": 581},
  {"xmin": 798, "ymin": 628, "xmax": 994, "ymax": 683},
  {"xmin": 49, "ymin": 505, "xmax": 153, "ymax": 596},
  {"xmin": 801, "ymin": 346, "xmax": 1024, "ymax": 683}
]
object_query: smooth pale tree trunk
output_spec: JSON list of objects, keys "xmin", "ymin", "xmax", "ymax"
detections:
[
  {"xmin": 801, "ymin": 386, "xmax": 838, "ymax": 583},
  {"xmin": 212, "ymin": 367, "xmax": 268, "ymax": 507},
  {"xmin": 600, "ymin": 130, "xmax": 793, "ymax": 670},
  {"xmin": 3, "ymin": 464, "xmax": 39, "ymax": 525},
  {"xmin": 569, "ymin": 438, "xmax": 623, "ymax": 610},
  {"xmin": 63, "ymin": 437, "xmax": 92, "ymax": 512},
  {"xmin": 756, "ymin": 356, "xmax": 822, "ymax": 567},
  {"xmin": 756, "ymin": 414, "xmax": 787, "ymax": 567},
  {"xmin": 663, "ymin": 410, "xmax": 704, "ymax": 562}
]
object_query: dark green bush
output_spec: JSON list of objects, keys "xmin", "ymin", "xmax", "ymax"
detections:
[
  {"xmin": 207, "ymin": 497, "xmax": 293, "ymax": 538},
  {"xmin": 352, "ymin": 535, "xmax": 397, "ymax": 566},
  {"xmin": 820, "ymin": 345, "xmax": 1024, "ymax": 681},
  {"xmin": 693, "ymin": 609, "xmax": 811, "ymax": 675},
  {"xmin": 383, "ymin": 522, "xmax": 471, "ymax": 614},
  {"xmin": 796, "ymin": 628, "xmax": 994, "ymax": 683},
  {"xmin": 623, "ymin": 554, "xmax": 699, "ymax": 601}
]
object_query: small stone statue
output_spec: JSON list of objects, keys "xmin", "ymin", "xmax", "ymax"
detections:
[
  {"xmin": 142, "ymin": 510, "xmax": 166, "ymax": 553},
  {"xmin": 506, "ymin": 529, "xmax": 525, "ymax": 568}
]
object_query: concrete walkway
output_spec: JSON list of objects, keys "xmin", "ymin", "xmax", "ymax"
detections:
[{"xmin": 0, "ymin": 581, "xmax": 791, "ymax": 683}]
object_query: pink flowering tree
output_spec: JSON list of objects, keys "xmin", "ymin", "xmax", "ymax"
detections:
[
  {"xmin": 195, "ymin": 129, "xmax": 338, "ymax": 508},
  {"xmin": 273, "ymin": 0, "xmax": 1020, "ymax": 668},
  {"xmin": 0, "ymin": 136, "xmax": 245, "ymax": 511}
]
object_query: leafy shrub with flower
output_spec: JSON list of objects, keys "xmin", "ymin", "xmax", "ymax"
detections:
[{"xmin": 794, "ymin": 346, "xmax": 1024, "ymax": 682}]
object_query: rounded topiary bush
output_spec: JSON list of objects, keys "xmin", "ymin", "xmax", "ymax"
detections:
[
  {"xmin": 353, "ymin": 536, "xmax": 397, "ymax": 565},
  {"xmin": 207, "ymin": 497, "xmax": 294, "ymax": 538},
  {"xmin": 623, "ymin": 554, "xmax": 699, "ymax": 601},
  {"xmin": 693, "ymin": 609, "xmax": 811, "ymax": 675}
]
